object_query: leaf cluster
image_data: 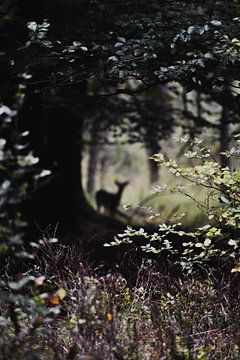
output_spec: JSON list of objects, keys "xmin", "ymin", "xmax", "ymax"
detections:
[{"xmin": 107, "ymin": 137, "xmax": 240, "ymax": 274}]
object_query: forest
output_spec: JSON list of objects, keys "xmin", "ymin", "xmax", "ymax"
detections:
[{"xmin": 0, "ymin": 0, "xmax": 240, "ymax": 359}]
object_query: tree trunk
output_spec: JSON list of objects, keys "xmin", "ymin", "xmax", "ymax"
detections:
[
  {"xmin": 146, "ymin": 146, "xmax": 159, "ymax": 185},
  {"xmin": 87, "ymin": 127, "xmax": 100, "ymax": 195},
  {"xmin": 20, "ymin": 84, "xmax": 95, "ymax": 234},
  {"xmin": 219, "ymin": 82, "xmax": 231, "ymax": 168},
  {"xmin": 219, "ymin": 106, "xmax": 230, "ymax": 168},
  {"xmin": 147, "ymin": 150, "xmax": 159, "ymax": 185},
  {"xmin": 99, "ymin": 153, "xmax": 108, "ymax": 189}
]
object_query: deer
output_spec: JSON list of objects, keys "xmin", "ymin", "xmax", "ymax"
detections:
[{"xmin": 95, "ymin": 180, "xmax": 129, "ymax": 215}]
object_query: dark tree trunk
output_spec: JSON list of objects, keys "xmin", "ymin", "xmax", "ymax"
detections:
[
  {"xmin": 87, "ymin": 127, "xmax": 100, "ymax": 195},
  {"xmin": 19, "ymin": 93, "xmax": 46, "ymax": 162},
  {"xmin": 220, "ymin": 106, "xmax": 230, "ymax": 168},
  {"xmin": 147, "ymin": 148, "xmax": 159, "ymax": 185},
  {"xmin": 20, "ymin": 84, "xmax": 94, "ymax": 234},
  {"xmin": 99, "ymin": 153, "xmax": 108, "ymax": 189},
  {"xmin": 220, "ymin": 82, "xmax": 231, "ymax": 169},
  {"xmin": 145, "ymin": 135, "xmax": 160, "ymax": 185}
]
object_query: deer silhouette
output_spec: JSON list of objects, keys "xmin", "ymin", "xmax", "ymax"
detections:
[{"xmin": 95, "ymin": 180, "xmax": 129, "ymax": 215}]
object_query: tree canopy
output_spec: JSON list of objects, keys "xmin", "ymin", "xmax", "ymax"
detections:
[{"xmin": 0, "ymin": 1, "xmax": 239, "ymax": 92}]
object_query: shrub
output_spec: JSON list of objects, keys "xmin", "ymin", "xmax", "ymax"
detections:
[
  {"xmin": 106, "ymin": 137, "xmax": 240, "ymax": 274},
  {"xmin": 0, "ymin": 79, "xmax": 63, "ymax": 359}
]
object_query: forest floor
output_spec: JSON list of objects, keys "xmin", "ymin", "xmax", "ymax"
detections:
[
  {"xmin": 1, "ymin": 212, "xmax": 240, "ymax": 359},
  {"xmin": 2, "ymin": 237, "xmax": 240, "ymax": 360}
]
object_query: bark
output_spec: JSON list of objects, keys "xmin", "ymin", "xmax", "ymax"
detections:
[
  {"xmin": 20, "ymin": 84, "xmax": 95, "ymax": 233},
  {"xmin": 87, "ymin": 127, "xmax": 100, "ymax": 194},
  {"xmin": 147, "ymin": 152, "xmax": 159, "ymax": 185},
  {"xmin": 219, "ymin": 105, "xmax": 230, "ymax": 168},
  {"xmin": 146, "ymin": 146, "xmax": 159, "ymax": 185},
  {"xmin": 219, "ymin": 82, "xmax": 231, "ymax": 169},
  {"xmin": 99, "ymin": 154, "xmax": 108, "ymax": 189}
]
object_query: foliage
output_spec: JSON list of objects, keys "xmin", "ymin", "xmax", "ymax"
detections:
[
  {"xmin": 0, "ymin": 82, "xmax": 63, "ymax": 349},
  {"xmin": 0, "ymin": 78, "xmax": 38, "ymax": 263},
  {"xmin": 107, "ymin": 137, "xmax": 240, "ymax": 273},
  {"xmin": 1, "ymin": 1, "xmax": 239, "ymax": 92},
  {"xmin": 1, "ymin": 0, "xmax": 239, "ymax": 139}
]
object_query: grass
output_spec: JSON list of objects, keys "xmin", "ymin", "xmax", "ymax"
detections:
[{"xmin": 1, "ymin": 241, "xmax": 240, "ymax": 360}]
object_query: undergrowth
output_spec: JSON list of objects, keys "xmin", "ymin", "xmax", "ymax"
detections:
[{"xmin": 1, "ymin": 239, "xmax": 240, "ymax": 360}]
